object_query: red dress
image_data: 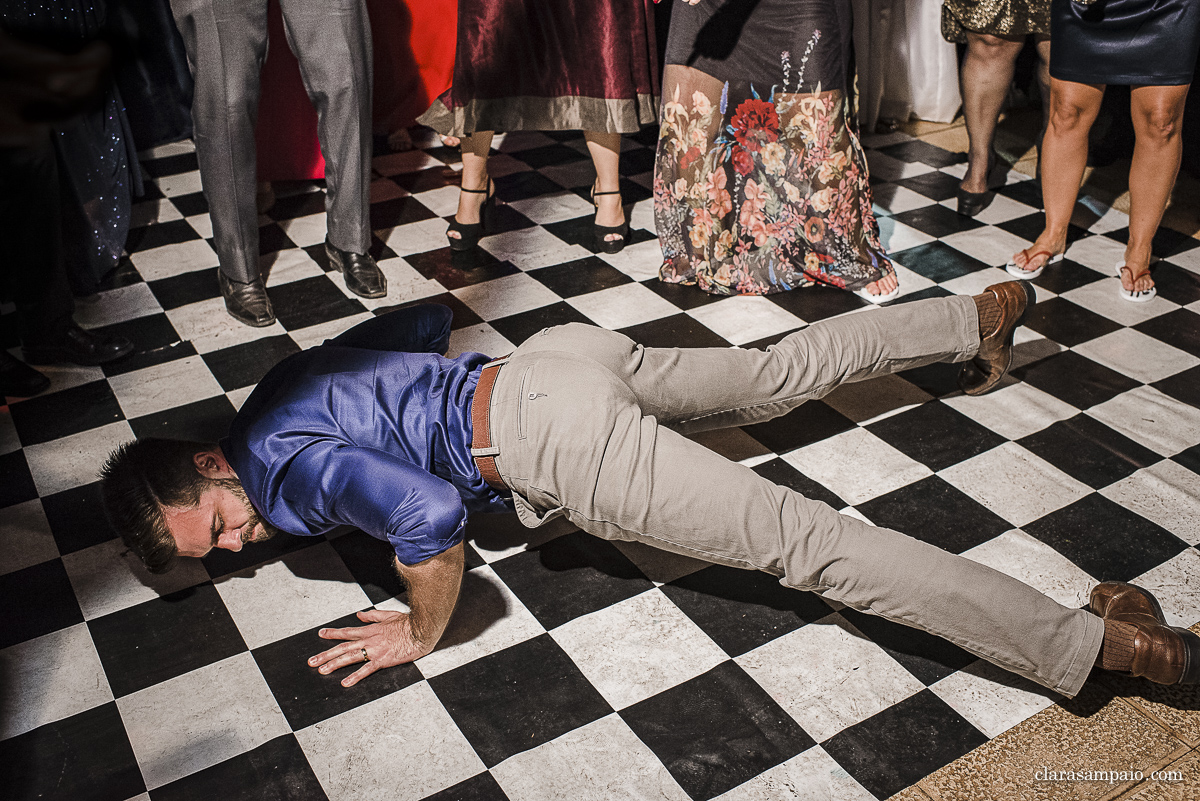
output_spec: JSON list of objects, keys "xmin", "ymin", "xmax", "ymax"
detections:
[{"xmin": 255, "ymin": 0, "xmax": 457, "ymax": 181}]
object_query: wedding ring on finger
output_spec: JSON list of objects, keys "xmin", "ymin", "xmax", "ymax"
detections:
[{"xmin": 360, "ymin": 647, "xmax": 369, "ymax": 663}]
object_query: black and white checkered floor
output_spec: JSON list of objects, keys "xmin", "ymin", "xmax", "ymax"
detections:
[{"xmin": 4, "ymin": 127, "xmax": 1200, "ymax": 801}]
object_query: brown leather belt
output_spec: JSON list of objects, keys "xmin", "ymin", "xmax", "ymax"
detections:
[{"xmin": 470, "ymin": 356, "xmax": 510, "ymax": 492}]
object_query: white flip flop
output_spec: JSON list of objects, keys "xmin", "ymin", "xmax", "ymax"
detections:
[
  {"xmin": 854, "ymin": 281, "xmax": 901, "ymax": 305},
  {"xmin": 1116, "ymin": 262, "xmax": 1156, "ymax": 303},
  {"xmin": 1005, "ymin": 248, "xmax": 1063, "ymax": 280}
]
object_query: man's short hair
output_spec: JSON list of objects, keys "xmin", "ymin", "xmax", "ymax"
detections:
[{"xmin": 99, "ymin": 438, "xmax": 216, "ymax": 573}]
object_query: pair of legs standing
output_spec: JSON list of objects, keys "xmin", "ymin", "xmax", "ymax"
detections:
[
  {"xmin": 1011, "ymin": 80, "xmax": 1189, "ymax": 295},
  {"xmin": 449, "ymin": 130, "xmax": 627, "ymax": 247}
]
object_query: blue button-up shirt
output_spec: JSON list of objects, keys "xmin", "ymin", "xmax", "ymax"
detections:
[{"xmin": 220, "ymin": 305, "xmax": 511, "ymax": 565}]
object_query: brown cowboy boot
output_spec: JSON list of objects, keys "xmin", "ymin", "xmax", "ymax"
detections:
[
  {"xmin": 1090, "ymin": 582, "xmax": 1200, "ymax": 685},
  {"xmin": 957, "ymin": 280, "xmax": 1036, "ymax": 396}
]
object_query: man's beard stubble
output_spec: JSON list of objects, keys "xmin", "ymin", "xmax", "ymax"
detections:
[{"xmin": 212, "ymin": 477, "xmax": 281, "ymax": 544}]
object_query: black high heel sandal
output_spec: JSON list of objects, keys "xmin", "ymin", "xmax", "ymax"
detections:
[
  {"xmin": 591, "ymin": 185, "xmax": 629, "ymax": 255},
  {"xmin": 446, "ymin": 181, "xmax": 495, "ymax": 251}
]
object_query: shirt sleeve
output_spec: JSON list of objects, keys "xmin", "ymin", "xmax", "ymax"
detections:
[
  {"xmin": 323, "ymin": 303, "xmax": 452, "ymax": 356},
  {"xmin": 277, "ymin": 439, "xmax": 466, "ymax": 565}
]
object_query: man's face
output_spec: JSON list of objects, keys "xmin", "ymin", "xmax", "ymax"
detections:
[{"xmin": 163, "ymin": 478, "xmax": 277, "ymax": 558}]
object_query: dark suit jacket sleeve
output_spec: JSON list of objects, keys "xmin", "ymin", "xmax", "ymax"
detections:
[
  {"xmin": 278, "ymin": 439, "xmax": 467, "ymax": 565},
  {"xmin": 324, "ymin": 304, "xmax": 453, "ymax": 355}
]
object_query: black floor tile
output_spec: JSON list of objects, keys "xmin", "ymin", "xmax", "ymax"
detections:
[
  {"xmin": 1153, "ymin": 364, "xmax": 1200, "ymax": 407},
  {"xmin": 661, "ymin": 565, "xmax": 835, "ymax": 657},
  {"xmin": 1021, "ymin": 297, "xmax": 1124, "ymax": 348},
  {"xmin": 618, "ymin": 313, "xmax": 732, "ymax": 349},
  {"xmin": 149, "ymin": 268, "xmax": 221, "ymax": 310},
  {"xmin": 141, "ymin": 152, "xmax": 199, "ymax": 177},
  {"xmin": 390, "ymin": 165, "xmax": 461, "ymax": 194},
  {"xmin": 152, "ymin": 734, "xmax": 328, "ymax": 801},
  {"xmin": 93, "ymin": 257, "xmax": 143, "ymax": 292},
  {"xmin": 489, "ymin": 529, "xmax": 653, "ymax": 630},
  {"xmin": 327, "ymin": 530, "xmax": 407, "ymax": 604},
  {"xmin": 405, "ymin": 247, "xmax": 519, "ymax": 290},
  {"xmin": 419, "ymin": 771, "xmax": 510, "ymax": 801},
  {"xmin": 996, "ymin": 212, "xmax": 1090, "ymax": 250},
  {"xmin": 0, "ymin": 450, "xmax": 38, "ymax": 509},
  {"xmin": 99, "ymin": 313, "xmax": 191, "ymax": 378},
  {"xmin": 877, "ymin": 140, "xmax": 964, "ymax": 168},
  {"xmin": 1013, "ymin": 350, "xmax": 1142, "ymax": 410},
  {"xmin": 867, "ymin": 401, "xmax": 1007, "ymax": 472},
  {"xmin": 889, "ymin": 241, "xmax": 991, "ymax": 283},
  {"xmin": 125, "ymin": 218, "xmax": 203, "ymax": 253},
  {"xmin": 618, "ymin": 146, "xmax": 657, "ymax": 175},
  {"xmin": 541, "ymin": 213, "xmax": 657, "ymax": 254},
  {"xmin": 1134, "ymin": 308, "xmax": 1200, "ymax": 359},
  {"xmin": 252, "ymin": 614, "xmax": 421, "ymax": 730},
  {"xmin": 369, "ymin": 195, "xmax": 440, "ymax": 229},
  {"xmin": 1018, "ymin": 414, "xmax": 1160, "ymax": 489},
  {"xmin": 203, "ymin": 335, "xmax": 302, "ymax": 392},
  {"xmin": 742, "ymin": 400, "xmax": 856, "ymax": 454},
  {"xmin": 639, "ymin": 277, "xmax": 726, "ymax": 310},
  {"xmin": 128, "ymin": 394, "xmax": 238, "ymax": 443},
  {"xmin": 823, "ymin": 690, "xmax": 986, "ymax": 799},
  {"xmin": 766, "ymin": 282, "xmax": 869, "ymax": 322},
  {"xmin": 893, "ymin": 170, "xmax": 963, "ymax": 202},
  {"xmin": 169, "ymin": 190, "xmax": 210, "ymax": 218},
  {"xmin": 88, "ymin": 582, "xmax": 247, "ymax": 697},
  {"xmin": 839, "ymin": 609, "xmax": 977, "ymax": 685},
  {"xmin": 891, "ymin": 205, "xmax": 985, "ymax": 239},
  {"xmin": 267, "ymin": 188, "xmax": 327, "ymax": 221},
  {"xmin": 10, "ymin": 380, "xmax": 124, "ymax": 447},
  {"xmin": 995, "ymin": 179, "xmax": 1044, "ymax": 209},
  {"xmin": 621, "ymin": 661, "xmax": 816, "ymax": 801},
  {"xmin": 0, "ymin": 558, "xmax": 83, "ymax": 649},
  {"xmin": 511, "ymin": 143, "xmax": 590, "ymax": 169},
  {"xmin": 428, "ymin": 634, "xmax": 612, "ymax": 767},
  {"xmin": 1151, "ymin": 263, "xmax": 1200, "ymax": 307},
  {"xmin": 0, "ymin": 702, "xmax": 145, "ymax": 801},
  {"xmin": 494, "ymin": 171, "xmax": 567, "ymax": 201},
  {"xmin": 1027, "ymin": 258, "xmax": 1106, "ymax": 295},
  {"xmin": 1104, "ymin": 224, "xmax": 1200, "ymax": 260},
  {"xmin": 201, "ymin": 530, "xmax": 325, "ymax": 579},
  {"xmin": 752, "ymin": 457, "xmax": 847, "ymax": 510},
  {"xmin": 856, "ymin": 475, "xmax": 1011, "ymax": 554},
  {"xmin": 529, "ymin": 256, "xmax": 634, "ymax": 298},
  {"xmin": 267, "ymin": 276, "xmax": 367, "ymax": 330},
  {"xmin": 895, "ymin": 360, "xmax": 963, "ymax": 397},
  {"xmin": 1024, "ymin": 493, "xmax": 1187, "ymax": 581},
  {"xmin": 41, "ymin": 481, "xmax": 117, "ymax": 555},
  {"xmin": 258, "ymin": 223, "xmax": 297, "ymax": 257},
  {"xmin": 1174, "ymin": 443, "xmax": 1200, "ymax": 474},
  {"xmin": 488, "ymin": 301, "xmax": 594, "ymax": 346}
]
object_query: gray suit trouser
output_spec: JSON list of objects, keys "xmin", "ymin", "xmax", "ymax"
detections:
[
  {"xmin": 169, "ymin": 0, "xmax": 372, "ymax": 282},
  {"xmin": 487, "ymin": 295, "xmax": 1105, "ymax": 697}
]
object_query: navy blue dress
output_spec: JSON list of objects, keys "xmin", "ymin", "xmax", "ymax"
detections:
[{"xmin": 1051, "ymin": 0, "xmax": 1200, "ymax": 86}]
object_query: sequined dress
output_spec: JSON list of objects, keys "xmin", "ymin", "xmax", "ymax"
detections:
[{"xmin": 941, "ymin": 0, "xmax": 1051, "ymax": 42}]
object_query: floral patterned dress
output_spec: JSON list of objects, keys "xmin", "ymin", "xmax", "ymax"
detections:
[{"xmin": 655, "ymin": 0, "xmax": 894, "ymax": 296}]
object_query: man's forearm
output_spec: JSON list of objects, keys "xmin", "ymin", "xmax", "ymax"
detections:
[{"xmin": 396, "ymin": 542, "xmax": 465, "ymax": 651}]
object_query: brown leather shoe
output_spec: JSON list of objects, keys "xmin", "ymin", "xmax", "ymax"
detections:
[
  {"xmin": 1091, "ymin": 581, "xmax": 1200, "ymax": 685},
  {"xmin": 957, "ymin": 280, "xmax": 1036, "ymax": 396}
]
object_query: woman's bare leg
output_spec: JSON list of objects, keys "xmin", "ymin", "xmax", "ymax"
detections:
[
  {"xmin": 448, "ymin": 131, "xmax": 495, "ymax": 240},
  {"xmin": 584, "ymin": 130, "xmax": 625, "ymax": 241}
]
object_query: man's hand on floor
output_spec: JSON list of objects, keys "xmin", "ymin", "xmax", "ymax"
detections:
[{"xmin": 309, "ymin": 609, "xmax": 435, "ymax": 687}]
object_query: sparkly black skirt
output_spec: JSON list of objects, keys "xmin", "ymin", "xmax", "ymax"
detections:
[{"xmin": 1050, "ymin": 0, "xmax": 1200, "ymax": 85}]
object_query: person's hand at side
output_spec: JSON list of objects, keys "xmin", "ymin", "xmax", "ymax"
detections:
[{"xmin": 307, "ymin": 541, "xmax": 465, "ymax": 686}]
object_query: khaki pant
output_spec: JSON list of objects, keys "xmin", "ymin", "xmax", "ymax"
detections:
[{"xmin": 488, "ymin": 295, "xmax": 1104, "ymax": 697}]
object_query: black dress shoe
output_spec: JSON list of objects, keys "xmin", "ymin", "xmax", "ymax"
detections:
[
  {"xmin": 326, "ymin": 239, "xmax": 386, "ymax": 298},
  {"xmin": 218, "ymin": 271, "xmax": 276, "ymax": 327},
  {"xmin": 23, "ymin": 323, "xmax": 134, "ymax": 367},
  {"xmin": 0, "ymin": 350, "xmax": 50, "ymax": 397}
]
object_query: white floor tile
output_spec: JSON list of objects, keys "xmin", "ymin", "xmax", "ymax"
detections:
[
  {"xmin": 611, "ymin": 539, "xmax": 711, "ymax": 585},
  {"xmin": 0, "ymin": 499, "xmax": 58, "ymax": 576},
  {"xmin": 117, "ymin": 652, "xmax": 290, "ymax": 790},
  {"xmin": 154, "ymin": 170, "xmax": 204, "ymax": 197},
  {"xmin": 872, "ymin": 184, "xmax": 936, "ymax": 215},
  {"xmin": 23, "ymin": 421, "xmax": 135, "ymax": 496},
  {"xmin": 782, "ymin": 428, "xmax": 932, "ymax": 506},
  {"xmin": 551, "ymin": 589, "xmax": 727, "ymax": 709},
  {"xmin": 938, "ymin": 442, "xmax": 1092, "ymax": 528},
  {"xmin": 599, "ymin": 239, "xmax": 664, "ymax": 281},
  {"xmin": 410, "ymin": 185, "xmax": 460, "ymax": 218},
  {"xmin": 940, "ymin": 226, "xmax": 1033, "ymax": 268},
  {"xmin": 1062, "ymin": 278, "xmax": 1178, "ymax": 328},
  {"xmin": 446, "ymin": 323, "xmax": 517, "ymax": 360},
  {"xmin": 186, "ymin": 213, "xmax": 213, "ymax": 239},
  {"xmin": 1100, "ymin": 459, "xmax": 1200, "ymax": 546},
  {"xmin": 506, "ymin": 191, "xmax": 596, "ymax": 225},
  {"xmin": 878, "ymin": 217, "xmax": 936, "ymax": 254},
  {"xmin": 130, "ymin": 239, "xmax": 219, "ymax": 282},
  {"xmin": 165, "ymin": 297, "xmax": 287, "ymax": 354},
  {"xmin": 404, "ymin": 564, "xmax": 545, "ymax": 678},
  {"xmin": 1088, "ymin": 386, "xmax": 1200, "ymax": 457},
  {"xmin": 213, "ymin": 541, "xmax": 372, "ymax": 649},
  {"xmin": 940, "ymin": 267, "xmax": 1016, "ymax": 297},
  {"xmin": 262, "ymin": 248, "xmax": 326, "ymax": 286},
  {"xmin": 1062, "ymin": 235, "xmax": 1127, "ymax": 273},
  {"xmin": 865, "ymin": 152, "xmax": 934, "ymax": 182},
  {"xmin": 687, "ymin": 295, "xmax": 804, "ymax": 345},
  {"xmin": 62, "ymin": 537, "xmax": 211, "ymax": 620},
  {"xmin": 285, "ymin": 312, "xmax": 374, "ymax": 351},
  {"xmin": 277, "ymin": 212, "xmax": 330, "ymax": 248},
  {"xmin": 491, "ymin": 713, "xmax": 691, "ymax": 801},
  {"xmin": 1131, "ymin": 548, "xmax": 1200, "ymax": 628},
  {"xmin": 107, "ymin": 355, "xmax": 225, "ymax": 420},
  {"xmin": 296, "ymin": 681, "xmax": 484, "ymax": 801},
  {"xmin": 453, "ymin": 272, "xmax": 562, "ymax": 321},
  {"xmin": 481, "ymin": 227, "xmax": 592, "ymax": 271},
  {"xmin": 961, "ymin": 529, "xmax": 1097, "ymax": 609},
  {"xmin": 1073, "ymin": 328, "xmax": 1199, "ymax": 384},
  {"xmin": 139, "ymin": 140, "xmax": 194, "ymax": 159},
  {"xmin": 931, "ymin": 658, "xmax": 1059, "ymax": 739},
  {"xmin": 736, "ymin": 613, "xmax": 924, "ymax": 742},
  {"xmin": 567, "ymin": 282, "xmax": 684, "ymax": 331},
  {"xmin": 0, "ymin": 623, "xmax": 113, "ymax": 739},
  {"xmin": 73, "ymin": 283, "xmax": 164, "ymax": 330},
  {"xmin": 713, "ymin": 745, "xmax": 876, "ymax": 801},
  {"xmin": 380, "ymin": 216, "xmax": 452, "ymax": 256},
  {"xmin": 943, "ymin": 381, "xmax": 1079, "ymax": 440},
  {"xmin": 938, "ymin": 193, "xmax": 1037, "ymax": 226},
  {"xmin": 373, "ymin": 149, "xmax": 444, "ymax": 176}
]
